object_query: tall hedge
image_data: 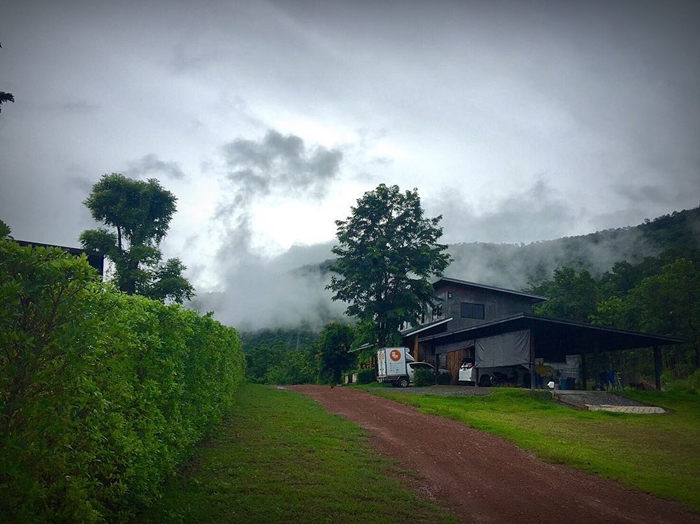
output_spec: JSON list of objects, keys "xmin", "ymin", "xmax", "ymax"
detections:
[{"xmin": 0, "ymin": 240, "xmax": 245, "ymax": 522}]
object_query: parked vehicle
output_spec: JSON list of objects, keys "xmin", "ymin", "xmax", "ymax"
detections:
[{"xmin": 377, "ymin": 347, "xmax": 448, "ymax": 387}]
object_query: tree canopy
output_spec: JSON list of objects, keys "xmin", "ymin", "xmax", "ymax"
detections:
[
  {"xmin": 328, "ymin": 183, "xmax": 451, "ymax": 347},
  {"xmin": 317, "ymin": 322, "xmax": 355, "ymax": 386},
  {"xmin": 80, "ymin": 173, "xmax": 194, "ymax": 303}
]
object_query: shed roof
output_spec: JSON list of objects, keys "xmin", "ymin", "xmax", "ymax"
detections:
[
  {"xmin": 433, "ymin": 277, "xmax": 548, "ymax": 303},
  {"xmin": 415, "ymin": 313, "xmax": 683, "ymax": 360},
  {"xmin": 400, "ymin": 317, "xmax": 452, "ymax": 338}
]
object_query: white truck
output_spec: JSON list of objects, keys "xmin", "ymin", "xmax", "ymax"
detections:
[{"xmin": 377, "ymin": 347, "xmax": 441, "ymax": 387}]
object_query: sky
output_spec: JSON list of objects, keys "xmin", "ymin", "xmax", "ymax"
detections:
[{"xmin": 1, "ymin": 0, "xmax": 699, "ymax": 329}]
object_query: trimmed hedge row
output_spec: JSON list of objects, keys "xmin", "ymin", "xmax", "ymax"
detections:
[{"xmin": 0, "ymin": 241, "xmax": 245, "ymax": 522}]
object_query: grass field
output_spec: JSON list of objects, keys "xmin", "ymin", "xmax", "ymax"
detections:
[
  {"xmin": 140, "ymin": 384, "xmax": 459, "ymax": 524},
  {"xmin": 366, "ymin": 385, "xmax": 700, "ymax": 512}
]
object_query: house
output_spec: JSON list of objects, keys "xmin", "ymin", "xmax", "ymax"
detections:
[{"xmin": 401, "ymin": 277, "xmax": 681, "ymax": 390}]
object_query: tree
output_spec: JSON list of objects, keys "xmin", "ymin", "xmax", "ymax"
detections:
[
  {"xmin": 328, "ymin": 184, "xmax": 451, "ymax": 347},
  {"xmin": 0, "ymin": 219, "xmax": 11, "ymax": 239},
  {"xmin": 0, "ymin": 44, "xmax": 14, "ymax": 114},
  {"xmin": 80, "ymin": 173, "xmax": 194, "ymax": 303},
  {"xmin": 627, "ymin": 258, "xmax": 700, "ymax": 374},
  {"xmin": 317, "ymin": 322, "xmax": 355, "ymax": 386},
  {"xmin": 528, "ymin": 267, "xmax": 598, "ymax": 322}
]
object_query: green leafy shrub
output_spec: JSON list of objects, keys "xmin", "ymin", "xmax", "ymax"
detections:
[
  {"xmin": 437, "ymin": 371, "xmax": 452, "ymax": 385},
  {"xmin": 0, "ymin": 240, "xmax": 245, "ymax": 522},
  {"xmin": 356, "ymin": 368, "xmax": 376, "ymax": 384},
  {"xmin": 413, "ymin": 368, "xmax": 436, "ymax": 387}
]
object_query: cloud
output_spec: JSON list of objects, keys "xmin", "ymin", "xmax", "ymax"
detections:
[
  {"xmin": 123, "ymin": 154, "xmax": 187, "ymax": 180},
  {"xmin": 429, "ymin": 179, "xmax": 576, "ymax": 245},
  {"xmin": 222, "ymin": 130, "xmax": 343, "ymax": 202},
  {"xmin": 189, "ymin": 214, "xmax": 343, "ymax": 331},
  {"xmin": 187, "ymin": 130, "xmax": 347, "ymax": 330}
]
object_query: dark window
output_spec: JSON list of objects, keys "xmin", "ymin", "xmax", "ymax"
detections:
[{"xmin": 461, "ymin": 302, "xmax": 485, "ymax": 319}]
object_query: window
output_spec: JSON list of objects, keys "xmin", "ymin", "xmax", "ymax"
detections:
[{"xmin": 461, "ymin": 302, "xmax": 485, "ymax": 319}]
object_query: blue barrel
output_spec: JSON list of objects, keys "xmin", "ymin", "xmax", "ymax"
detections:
[{"xmin": 559, "ymin": 377, "xmax": 567, "ymax": 390}]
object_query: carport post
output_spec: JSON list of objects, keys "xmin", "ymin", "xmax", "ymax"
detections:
[
  {"xmin": 580, "ymin": 353, "xmax": 587, "ymax": 390},
  {"xmin": 654, "ymin": 345, "xmax": 662, "ymax": 391},
  {"xmin": 529, "ymin": 329, "xmax": 536, "ymax": 390}
]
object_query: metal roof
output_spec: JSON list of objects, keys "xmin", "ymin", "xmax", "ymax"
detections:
[
  {"xmin": 417, "ymin": 313, "xmax": 683, "ymax": 359},
  {"xmin": 433, "ymin": 277, "xmax": 548, "ymax": 302},
  {"xmin": 400, "ymin": 317, "xmax": 453, "ymax": 337}
]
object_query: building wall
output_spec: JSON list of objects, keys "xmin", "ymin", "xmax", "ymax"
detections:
[{"xmin": 434, "ymin": 283, "xmax": 536, "ymax": 331}]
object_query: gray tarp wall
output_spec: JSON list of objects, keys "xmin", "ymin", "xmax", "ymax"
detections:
[{"xmin": 475, "ymin": 330, "xmax": 531, "ymax": 368}]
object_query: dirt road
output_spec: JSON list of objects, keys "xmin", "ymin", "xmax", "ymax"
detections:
[{"xmin": 290, "ymin": 385, "xmax": 700, "ymax": 524}]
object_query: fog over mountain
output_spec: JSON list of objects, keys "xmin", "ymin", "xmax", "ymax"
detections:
[{"xmin": 190, "ymin": 206, "xmax": 700, "ymax": 331}]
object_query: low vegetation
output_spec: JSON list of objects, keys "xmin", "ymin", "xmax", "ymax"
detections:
[
  {"xmin": 141, "ymin": 384, "xmax": 459, "ymax": 524},
  {"xmin": 366, "ymin": 386, "xmax": 700, "ymax": 512},
  {"xmin": 0, "ymin": 241, "xmax": 245, "ymax": 522}
]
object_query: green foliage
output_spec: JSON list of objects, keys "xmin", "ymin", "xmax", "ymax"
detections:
[
  {"xmin": 328, "ymin": 184, "xmax": 451, "ymax": 346},
  {"xmin": 317, "ymin": 322, "xmax": 355, "ymax": 385},
  {"xmin": 0, "ymin": 219, "xmax": 11, "ymax": 238},
  {"xmin": 355, "ymin": 368, "xmax": 376, "ymax": 384},
  {"xmin": 80, "ymin": 173, "xmax": 194, "ymax": 303},
  {"xmin": 412, "ymin": 367, "xmax": 436, "ymax": 387},
  {"xmin": 437, "ymin": 370, "xmax": 452, "ymax": 385},
  {"xmin": 528, "ymin": 252, "xmax": 700, "ymax": 381},
  {"xmin": 0, "ymin": 240, "xmax": 245, "ymax": 522},
  {"xmin": 241, "ymin": 328, "xmax": 319, "ymax": 384},
  {"xmin": 528, "ymin": 267, "xmax": 598, "ymax": 322}
]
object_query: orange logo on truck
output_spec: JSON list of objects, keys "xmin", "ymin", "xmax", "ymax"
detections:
[{"xmin": 389, "ymin": 349, "xmax": 402, "ymax": 362}]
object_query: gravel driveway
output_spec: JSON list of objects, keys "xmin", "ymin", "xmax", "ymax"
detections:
[{"xmin": 290, "ymin": 385, "xmax": 699, "ymax": 524}]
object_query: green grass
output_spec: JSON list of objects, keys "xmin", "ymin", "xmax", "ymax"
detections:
[
  {"xmin": 140, "ymin": 384, "xmax": 459, "ymax": 523},
  {"xmin": 363, "ymin": 386, "xmax": 700, "ymax": 512}
]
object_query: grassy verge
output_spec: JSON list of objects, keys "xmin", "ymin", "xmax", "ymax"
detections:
[
  {"xmin": 363, "ymin": 386, "xmax": 700, "ymax": 512},
  {"xmin": 140, "ymin": 384, "xmax": 459, "ymax": 524}
]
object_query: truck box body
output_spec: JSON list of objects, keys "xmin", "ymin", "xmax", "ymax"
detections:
[{"xmin": 377, "ymin": 347, "xmax": 415, "ymax": 385}]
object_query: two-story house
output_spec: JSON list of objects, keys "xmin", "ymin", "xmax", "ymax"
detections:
[{"xmin": 401, "ymin": 277, "xmax": 681, "ymax": 389}]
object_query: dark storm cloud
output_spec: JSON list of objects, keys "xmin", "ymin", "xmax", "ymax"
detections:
[
  {"xmin": 222, "ymin": 130, "xmax": 342, "ymax": 201},
  {"xmin": 123, "ymin": 154, "xmax": 186, "ymax": 180}
]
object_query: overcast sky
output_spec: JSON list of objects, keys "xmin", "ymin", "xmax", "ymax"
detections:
[{"xmin": 2, "ymin": 1, "xmax": 699, "ymax": 326}]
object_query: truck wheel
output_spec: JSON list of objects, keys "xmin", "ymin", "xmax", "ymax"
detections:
[{"xmin": 398, "ymin": 376, "xmax": 410, "ymax": 388}]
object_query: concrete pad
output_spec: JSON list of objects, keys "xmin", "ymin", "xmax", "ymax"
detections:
[{"xmin": 585, "ymin": 404, "xmax": 666, "ymax": 414}]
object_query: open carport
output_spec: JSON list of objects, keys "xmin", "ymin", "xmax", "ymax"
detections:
[{"xmin": 412, "ymin": 313, "xmax": 684, "ymax": 390}]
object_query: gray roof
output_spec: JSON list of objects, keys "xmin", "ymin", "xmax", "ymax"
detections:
[{"xmin": 433, "ymin": 277, "xmax": 548, "ymax": 302}]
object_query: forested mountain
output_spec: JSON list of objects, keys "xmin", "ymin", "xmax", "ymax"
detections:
[{"xmin": 301, "ymin": 206, "xmax": 700, "ymax": 291}]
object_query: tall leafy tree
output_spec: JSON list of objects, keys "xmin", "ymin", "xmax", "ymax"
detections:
[
  {"xmin": 0, "ymin": 219, "xmax": 11, "ymax": 239},
  {"xmin": 528, "ymin": 267, "xmax": 598, "ymax": 322},
  {"xmin": 328, "ymin": 183, "xmax": 451, "ymax": 347},
  {"xmin": 317, "ymin": 322, "xmax": 355, "ymax": 386},
  {"xmin": 627, "ymin": 258, "xmax": 700, "ymax": 373},
  {"xmin": 80, "ymin": 173, "xmax": 194, "ymax": 303}
]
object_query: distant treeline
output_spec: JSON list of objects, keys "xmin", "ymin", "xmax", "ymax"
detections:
[{"xmin": 0, "ymin": 240, "xmax": 246, "ymax": 522}]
